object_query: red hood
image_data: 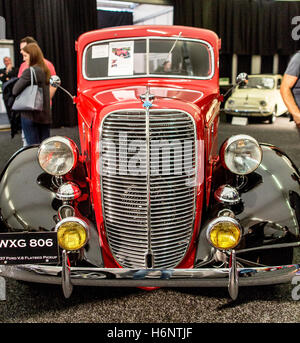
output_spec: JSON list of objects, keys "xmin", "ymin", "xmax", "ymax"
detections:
[
  {"xmin": 77, "ymin": 84, "xmax": 218, "ymax": 127},
  {"xmin": 88, "ymin": 85, "xmax": 204, "ymax": 106}
]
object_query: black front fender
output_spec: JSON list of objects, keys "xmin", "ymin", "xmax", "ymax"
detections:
[
  {"xmin": 196, "ymin": 143, "xmax": 300, "ymax": 265},
  {"xmin": 0, "ymin": 146, "xmax": 58, "ymax": 232},
  {"xmin": 0, "ymin": 146, "xmax": 103, "ymax": 267},
  {"xmin": 236, "ymin": 144, "xmax": 300, "ymax": 237}
]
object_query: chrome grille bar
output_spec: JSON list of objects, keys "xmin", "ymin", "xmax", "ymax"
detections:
[{"xmin": 100, "ymin": 109, "xmax": 197, "ymax": 269}]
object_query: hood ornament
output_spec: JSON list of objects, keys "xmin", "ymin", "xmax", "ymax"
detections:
[{"xmin": 140, "ymin": 86, "xmax": 155, "ymax": 108}]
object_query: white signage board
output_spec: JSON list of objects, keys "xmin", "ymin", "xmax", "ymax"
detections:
[
  {"xmin": 108, "ymin": 41, "xmax": 134, "ymax": 76},
  {"xmin": 231, "ymin": 116, "xmax": 248, "ymax": 126}
]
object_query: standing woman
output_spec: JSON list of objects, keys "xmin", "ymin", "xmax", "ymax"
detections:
[{"xmin": 13, "ymin": 43, "xmax": 51, "ymax": 145}]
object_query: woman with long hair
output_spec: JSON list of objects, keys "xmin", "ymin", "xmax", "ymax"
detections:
[{"xmin": 13, "ymin": 43, "xmax": 51, "ymax": 145}]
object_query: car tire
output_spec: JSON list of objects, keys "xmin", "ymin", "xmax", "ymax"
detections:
[
  {"xmin": 226, "ymin": 114, "xmax": 232, "ymax": 123},
  {"xmin": 267, "ymin": 106, "xmax": 277, "ymax": 124}
]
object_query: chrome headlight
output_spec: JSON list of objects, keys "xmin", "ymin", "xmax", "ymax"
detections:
[
  {"xmin": 206, "ymin": 216, "xmax": 242, "ymax": 250},
  {"xmin": 220, "ymin": 134, "xmax": 262, "ymax": 175},
  {"xmin": 260, "ymin": 100, "xmax": 267, "ymax": 107},
  {"xmin": 38, "ymin": 136, "xmax": 78, "ymax": 176}
]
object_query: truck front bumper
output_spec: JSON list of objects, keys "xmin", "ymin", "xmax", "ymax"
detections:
[
  {"xmin": 224, "ymin": 109, "xmax": 271, "ymax": 117},
  {"xmin": 1, "ymin": 262, "xmax": 299, "ymax": 299}
]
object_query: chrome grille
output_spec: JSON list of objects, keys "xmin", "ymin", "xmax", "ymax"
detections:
[{"xmin": 100, "ymin": 109, "xmax": 197, "ymax": 268}]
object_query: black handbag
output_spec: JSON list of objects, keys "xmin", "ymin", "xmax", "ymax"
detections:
[{"xmin": 12, "ymin": 67, "xmax": 43, "ymax": 112}]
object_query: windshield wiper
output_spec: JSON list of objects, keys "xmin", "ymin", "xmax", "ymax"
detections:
[{"xmin": 157, "ymin": 32, "xmax": 182, "ymax": 72}]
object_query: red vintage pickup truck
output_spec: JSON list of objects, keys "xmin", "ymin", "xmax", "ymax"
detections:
[{"xmin": 0, "ymin": 25, "xmax": 299, "ymax": 300}]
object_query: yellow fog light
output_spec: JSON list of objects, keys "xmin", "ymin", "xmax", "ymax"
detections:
[
  {"xmin": 56, "ymin": 218, "xmax": 88, "ymax": 251},
  {"xmin": 207, "ymin": 217, "xmax": 242, "ymax": 250}
]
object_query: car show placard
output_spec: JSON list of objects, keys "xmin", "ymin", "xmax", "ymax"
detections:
[{"xmin": 0, "ymin": 232, "xmax": 58, "ymax": 265}]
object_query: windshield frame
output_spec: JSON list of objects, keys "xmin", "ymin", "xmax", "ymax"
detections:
[
  {"xmin": 82, "ymin": 36, "xmax": 215, "ymax": 81},
  {"xmin": 238, "ymin": 76, "xmax": 276, "ymax": 90}
]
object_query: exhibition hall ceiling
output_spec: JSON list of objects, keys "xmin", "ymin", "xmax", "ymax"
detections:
[{"xmin": 97, "ymin": 0, "xmax": 174, "ymax": 25}]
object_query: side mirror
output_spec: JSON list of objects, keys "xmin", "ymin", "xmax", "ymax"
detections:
[
  {"xmin": 50, "ymin": 75, "xmax": 62, "ymax": 88},
  {"xmin": 236, "ymin": 72, "xmax": 248, "ymax": 86},
  {"xmin": 50, "ymin": 75, "xmax": 75, "ymax": 104},
  {"xmin": 221, "ymin": 73, "xmax": 249, "ymax": 99}
]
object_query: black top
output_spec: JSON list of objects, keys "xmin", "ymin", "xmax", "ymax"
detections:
[
  {"xmin": 12, "ymin": 65, "xmax": 51, "ymax": 124},
  {"xmin": 0, "ymin": 66, "xmax": 18, "ymax": 84}
]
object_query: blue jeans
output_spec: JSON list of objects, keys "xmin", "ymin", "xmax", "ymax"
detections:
[{"xmin": 21, "ymin": 116, "xmax": 50, "ymax": 145}]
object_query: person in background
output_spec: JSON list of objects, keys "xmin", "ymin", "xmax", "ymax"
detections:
[
  {"xmin": 18, "ymin": 36, "xmax": 56, "ymax": 146},
  {"xmin": 162, "ymin": 60, "xmax": 172, "ymax": 72},
  {"xmin": 0, "ymin": 56, "xmax": 18, "ymax": 84},
  {"xmin": 280, "ymin": 51, "xmax": 300, "ymax": 132},
  {"xmin": 13, "ymin": 43, "xmax": 51, "ymax": 145},
  {"xmin": 0, "ymin": 57, "xmax": 18, "ymax": 125},
  {"xmin": 155, "ymin": 60, "xmax": 172, "ymax": 73}
]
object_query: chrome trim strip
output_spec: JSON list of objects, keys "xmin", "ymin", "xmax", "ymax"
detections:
[
  {"xmin": 62, "ymin": 250, "xmax": 73, "ymax": 298},
  {"xmin": 146, "ymin": 38, "xmax": 150, "ymax": 76},
  {"xmin": 144, "ymin": 94, "xmax": 153, "ymax": 267},
  {"xmin": 224, "ymin": 110, "xmax": 271, "ymax": 114},
  {"xmin": 228, "ymin": 250, "xmax": 239, "ymax": 300},
  {"xmin": 82, "ymin": 36, "xmax": 215, "ymax": 81}
]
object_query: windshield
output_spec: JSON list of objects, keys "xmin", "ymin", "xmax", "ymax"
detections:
[
  {"xmin": 84, "ymin": 37, "xmax": 213, "ymax": 80},
  {"xmin": 238, "ymin": 77, "xmax": 275, "ymax": 89}
]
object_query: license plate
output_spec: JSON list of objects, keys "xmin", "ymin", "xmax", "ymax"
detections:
[
  {"xmin": 0, "ymin": 231, "xmax": 58, "ymax": 265},
  {"xmin": 231, "ymin": 117, "xmax": 248, "ymax": 126}
]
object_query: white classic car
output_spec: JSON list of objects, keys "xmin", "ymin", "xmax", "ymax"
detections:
[{"xmin": 224, "ymin": 74, "xmax": 288, "ymax": 124}]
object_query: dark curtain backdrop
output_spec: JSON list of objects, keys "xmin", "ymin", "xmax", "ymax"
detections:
[
  {"xmin": 98, "ymin": 10, "xmax": 133, "ymax": 28},
  {"xmin": 174, "ymin": 0, "xmax": 300, "ymax": 77},
  {"xmin": 174, "ymin": 0, "xmax": 300, "ymax": 55},
  {"xmin": 0, "ymin": 0, "xmax": 97, "ymax": 127}
]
